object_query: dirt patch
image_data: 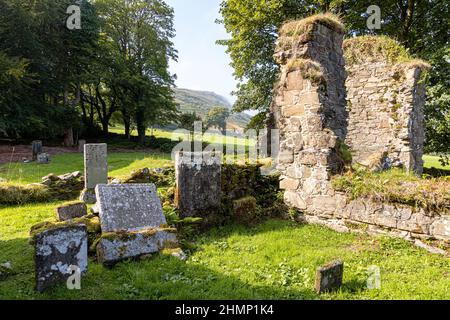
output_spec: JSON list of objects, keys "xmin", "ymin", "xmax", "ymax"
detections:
[{"xmin": 0, "ymin": 145, "xmax": 78, "ymax": 164}]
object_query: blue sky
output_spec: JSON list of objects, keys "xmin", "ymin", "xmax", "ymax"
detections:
[{"xmin": 165, "ymin": 0, "xmax": 237, "ymax": 103}]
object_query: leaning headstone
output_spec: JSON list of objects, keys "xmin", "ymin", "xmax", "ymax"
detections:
[
  {"xmin": 315, "ymin": 260, "xmax": 344, "ymax": 294},
  {"xmin": 34, "ymin": 225, "xmax": 88, "ymax": 292},
  {"xmin": 80, "ymin": 144, "xmax": 108, "ymax": 204},
  {"xmin": 175, "ymin": 151, "xmax": 222, "ymax": 218},
  {"xmin": 56, "ymin": 202, "xmax": 88, "ymax": 221},
  {"xmin": 32, "ymin": 140, "xmax": 43, "ymax": 161},
  {"xmin": 37, "ymin": 153, "xmax": 50, "ymax": 164},
  {"xmin": 96, "ymin": 184, "xmax": 167, "ymax": 232}
]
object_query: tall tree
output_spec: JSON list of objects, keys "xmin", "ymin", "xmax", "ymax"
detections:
[
  {"xmin": 96, "ymin": 0, "xmax": 177, "ymax": 144},
  {"xmin": 206, "ymin": 107, "xmax": 230, "ymax": 134},
  {"xmin": 218, "ymin": 0, "xmax": 450, "ymax": 141}
]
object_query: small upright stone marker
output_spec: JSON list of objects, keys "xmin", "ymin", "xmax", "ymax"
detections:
[
  {"xmin": 315, "ymin": 260, "xmax": 344, "ymax": 294},
  {"xmin": 34, "ymin": 225, "xmax": 88, "ymax": 292},
  {"xmin": 80, "ymin": 144, "xmax": 108, "ymax": 204},
  {"xmin": 32, "ymin": 140, "xmax": 43, "ymax": 161},
  {"xmin": 95, "ymin": 184, "xmax": 167, "ymax": 232},
  {"xmin": 175, "ymin": 151, "xmax": 222, "ymax": 218},
  {"xmin": 84, "ymin": 144, "xmax": 108, "ymax": 189},
  {"xmin": 56, "ymin": 202, "xmax": 88, "ymax": 221}
]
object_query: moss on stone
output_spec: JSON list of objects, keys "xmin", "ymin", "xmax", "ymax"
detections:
[
  {"xmin": 332, "ymin": 168, "xmax": 450, "ymax": 214},
  {"xmin": 57, "ymin": 200, "xmax": 85, "ymax": 209},
  {"xmin": 286, "ymin": 58, "xmax": 326, "ymax": 86},
  {"xmin": 344, "ymin": 36, "xmax": 430, "ymax": 70},
  {"xmin": 280, "ymin": 13, "xmax": 345, "ymax": 37},
  {"xmin": 0, "ymin": 183, "xmax": 53, "ymax": 205}
]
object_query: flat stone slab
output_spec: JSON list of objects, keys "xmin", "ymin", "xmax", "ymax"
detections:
[
  {"xmin": 315, "ymin": 260, "xmax": 344, "ymax": 294},
  {"xmin": 34, "ymin": 225, "xmax": 88, "ymax": 292},
  {"xmin": 96, "ymin": 228, "xmax": 178, "ymax": 266},
  {"xmin": 84, "ymin": 143, "xmax": 108, "ymax": 189},
  {"xmin": 96, "ymin": 184, "xmax": 167, "ymax": 233},
  {"xmin": 56, "ymin": 202, "xmax": 87, "ymax": 221}
]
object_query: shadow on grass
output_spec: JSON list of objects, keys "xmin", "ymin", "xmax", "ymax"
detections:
[
  {"xmin": 0, "ymin": 236, "xmax": 316, "ymax": 300},
  {"xmin": 423, "ymin": 166, "xmax": 450, "ymax": 177}
]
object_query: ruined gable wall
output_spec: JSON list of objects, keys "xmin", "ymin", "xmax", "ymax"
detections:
[
  {"xmin": 273, "ymin": 20, "xmax": 347, "ymax": 211},
  {"xmin": 272, "ymin": 17, "xmax": 448, "ymax": 244},
  {"xmin": 345, "ymin": 56, "xmax": 426, "ymax": 174}
]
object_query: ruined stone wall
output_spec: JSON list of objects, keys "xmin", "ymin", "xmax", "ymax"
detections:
[
  {"xmin": 273, "ymin": 21, "xmax": 347, "ymax": 211},
  {"xmin": 272, "ymin": 17, "xmax": 449, "ymax": 244},
  {"xmin": 345, "ymin": 59, "xmax": 426, "ymax": 174}
]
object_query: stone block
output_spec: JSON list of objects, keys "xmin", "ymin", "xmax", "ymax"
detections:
[
  {"xmin": 280, "ymin": 177, "xmax": 300, "ymax": 190},
  {"xmin": 34, "ymin": 225, "xmax": 88, "ymax": 292},
  {"xmin": 56, "ymin": 202, "xmax": 88, "ymax": 221},
  {"xmin": 96, "ymin": 228, "xmax": 178, "ymax": 267},
  {"xmin": 315, "ymin": 260, "xmax": 344, "ymax": 294},
  {"xmin": 282, "ymin": 104, "xmax": 305, "ymax": 117},
  {"xmin": 284, "ymin": 191, "xmax": 307, "ymax": 210}
]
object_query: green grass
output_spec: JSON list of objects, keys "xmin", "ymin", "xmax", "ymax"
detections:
[
  {"xmin": 0, "ymin": 152, "xmax": 171, "ymax": 185},
  {"xmin": 0, "ymin": 204, "xmax": 448, "ymax": 300},
  {"xmin": 109, "ymin": 126, "xmax": 254, "ymax": 147},
  {"xmin": 424, "ymin": 155, "xmax": 448, "ymax": 170}
]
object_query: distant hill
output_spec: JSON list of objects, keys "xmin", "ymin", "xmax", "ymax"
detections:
[{"xmin": 173, "ymin": 88, "xmax": 251, "ymax": 129}]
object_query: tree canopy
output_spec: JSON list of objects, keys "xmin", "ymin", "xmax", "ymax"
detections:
[
  {"xmin": 0, "ymin": 0, "xmax": 177, "ymax": 144},
  {"xmin": 218, "ymin": 0, "xmax": 450, "ymax": 157}
]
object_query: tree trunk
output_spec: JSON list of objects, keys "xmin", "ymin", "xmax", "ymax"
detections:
[
  {"xmin": 63, "ymin": 128, "xmax": 74, "ymax": 147},
  {"xmin": 122, "ymin": 111, "xmax": 131, "ymax": 140}
]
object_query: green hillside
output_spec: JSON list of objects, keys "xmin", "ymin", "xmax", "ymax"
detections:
[{"xmin": 173, "ymin": 88, "xmax": 251, "ymax": 129}]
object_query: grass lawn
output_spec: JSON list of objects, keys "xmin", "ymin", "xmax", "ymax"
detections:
[
  {"xmin": 0, "ymin": 205, "xmax": 448, "ymax": 300},
  {"xmin": 0, "ymin": 152, "xmax": 449, "ymax": 299},
  {"xmin": 109, "ymin": 126, "xmax": 253, "ymax": 147},
  {"xmin": 423, "ymin": 155, "xmax": 448, "ymax": 170},
  {"xmin": 0, "ymin": 152, "xmax": 171, "ymax": 185},
  {"xmin": 0, "ymin": 153, "xmax": 446, "ymax": 185}
]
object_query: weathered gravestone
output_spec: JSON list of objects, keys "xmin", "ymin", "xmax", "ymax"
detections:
[
  {"xmin": 315, "ymin": 260, "xmax": 344, "ymax": 294},
  {"xmin": 95, "ymin": 184, "xmax": 178, "ymax": 266},
  {"xmin": 96, "ymin": 184, "xmax": 167, "ymax": 232},
  {"xmin": 175, "ymin": 151, "xmax": 222, "ymax": 218},
  {"xmin": 80, "ymin": 143, "xmax": 108, "ymax": 204},
  {"xmin": 32, "ymin": 140, "xmax": 43, "ymax": 161},
  {"xmin": 34, "ymin": 225, "xmax": 88, "ymax": 292},
  {"xmin": 37, "ymin": 153, "xmax": 50, "ymax": 164},
  {"xmin": 56, "ymin": 202, "xmax": 88, "ymax": 221}
]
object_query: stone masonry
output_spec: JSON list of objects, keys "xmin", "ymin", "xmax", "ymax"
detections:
[
  {"xmin": 273, "ymin": 19, "xmax": 348, "ymax": 211},
  {"xmin": 272, "ymin": 17, "xmax": 449, "ymax": 243},
  {"xmin": 344, "ymin": 43, "xmax": 426, "ymax": 174}
]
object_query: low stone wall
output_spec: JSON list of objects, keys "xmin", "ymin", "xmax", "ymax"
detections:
[{"xmin": 299, "ymin": 191, "xmax": 449, "ymax": 243}]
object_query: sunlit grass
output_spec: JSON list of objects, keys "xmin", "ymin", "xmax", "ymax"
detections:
[
  {"xmin": 0, "ymin": 206, "xmax": 448, "ymax": 300},
  {"xmin": 0, "ymin": 152, "xmax": 171, "ymax": 185}
]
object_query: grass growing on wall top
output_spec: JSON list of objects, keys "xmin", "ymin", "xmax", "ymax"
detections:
[
  {"xmin": 343, "ymin": 36, "xmax": 430, "ymax": 69},
  {"xmin": 280, "ymin": 12, "xmax": 345, "ymax": 36},
  {"xmin": 332, "ymin": 168, "xmax": 450, "ymax": 213}
]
